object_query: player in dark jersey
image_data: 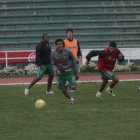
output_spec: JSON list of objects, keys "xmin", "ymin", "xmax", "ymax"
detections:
[
  {"xmin": 86, "ymin": 41, "xmax": 124, "ymax": 100},
  {"xmin": 24, "ymin": 33, "xmax": 54, "ymax": 95}
]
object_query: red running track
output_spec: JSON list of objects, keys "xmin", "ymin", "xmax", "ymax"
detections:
[{"xmin": 0, "ymin": 74, "xmax": 140, "ymax": 85}]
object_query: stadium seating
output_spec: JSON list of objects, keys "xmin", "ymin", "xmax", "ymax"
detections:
[{"xmin": 0, "ymin": 0, "xmax": 140, "ymax": 50}]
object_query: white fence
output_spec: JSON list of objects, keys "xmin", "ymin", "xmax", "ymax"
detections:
[
  {"xmin": 0, "ymin": 50, "xmax": 35, "ymax": 68},
  {"xmin": 0, "ymin": 48, "xmax": 140, "ymax": 68},
  {"xmin": 82, "ymin": 48, "xmax": 140, "ymax": 64}
]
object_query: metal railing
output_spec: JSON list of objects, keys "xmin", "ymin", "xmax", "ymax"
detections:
[{"xmin": 0, "ymin": 50, "xmax": 35, "ymax": 68}]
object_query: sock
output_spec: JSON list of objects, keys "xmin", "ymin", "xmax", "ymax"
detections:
[
  {"xmin": 97, "ymin": 91, "xmax": 102, "ymax": 96},
  {"xmin": 107, "ymin": 87, "xmax": 112, "ymax": 91},
  {"xmin": 70, "ymin": 97, "xmax": 74, "ymax": 101},
  {"xmin": 65, "ymin": 81, "xmax": 69, "ymax": 86}
]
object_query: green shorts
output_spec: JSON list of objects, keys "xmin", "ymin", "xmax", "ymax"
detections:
[
  {"xmin": 56, "ymin": 71, "xmax": 76, "ymax": 89},
  {"xmin": 37, "ymin": 64, "xmax": 54, "ymax": 78},
  {"xmin": 99, "ymin": 71, "xmax": 116, "ymax": 80}
]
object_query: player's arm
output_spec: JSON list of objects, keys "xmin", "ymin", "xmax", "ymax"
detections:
[
  {"xmin": 68, "ymin": 49, "xmax": 77, "ymax": 74},
  {"xmin": 85, "ymin": 50, "xmax": 106, "ymax": 64},
  {"xmin": 49, "ymin": 46, "xmax": 51, "ymax": 54},
  {"xmin": 36, "ymin": 44, "xmax": 43, "ymax": 68},
  {"xmin": 77, "ymin": 41, "xmax": 82, "ymax": 62},
  {"xmin": 51, "ymin": 53, "xmax": 58, "ymax": 74},
  {"xmin": 117, "ymin": 49, "xmax": 124, "ymax": 62}
]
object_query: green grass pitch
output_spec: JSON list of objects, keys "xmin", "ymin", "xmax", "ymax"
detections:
[{"xmin": 0, "ymin": 81, "xmax": 140, "ymax": 140}]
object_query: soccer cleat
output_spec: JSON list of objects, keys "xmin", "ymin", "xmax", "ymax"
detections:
[
  {"xmin": 68, "ymin": 88, "xmax": 75, "ymax": 93},
  {"xmin": 96, "ymin": 93, "xmax": 103, "ymax": 100},
  {"xmin": 70, "ymin": 100, "xmax": 74, "ymax": 104},
  {"xmin": 70, "ymin": 98, "xmax": 75, "ymax": 104},
  {"xmin": 24, "ymin": 88, "xmax": 29, "ymax": 95},
  {"xmin": 46, "ymin": 90, "xmax": 54, "ymax": 94},
  {"xmin": 106, "ymin": 88, "xmax": 115, "ymax": 97}
]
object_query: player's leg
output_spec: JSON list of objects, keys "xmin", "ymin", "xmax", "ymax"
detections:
[
  {"xmin": 75, "ymin": 74, "xmax": 80, "ymax": 81},
  {"xmin": 96, "ymin": 71, "xmax": 110, "ymax": 100},
  {"xmin": 56, "ymin": 72, "xmax": 74, "ymax": 104},
  {"xmin": 96, "ymin": 79, "xmax": 108, "ymax": 100},
  {"xmin": 99, "ymin": 79, "xmax": 108, "ymax": 92},
  {"xmin": 28, "ymin": 77, "xmax": 41, "ymax": 89},
  {"xmin": 24, "ymin": 66, "xmax": 45, "ymax": 95},
  {"xmin": 110, "ymin": 76, "xmax": 119, "ymax": 89},
  {"xmin": 68, "ymin": 63, "xmax": 79, "ymax": 92},
  {"xmin": 46, "ymin": 75, "xmax": 54, "ymax": 94},
  {"xmin": 46, "ymin": 64, "xmax": 54, "ymax": 94},
  {"xmin": 105, "ymin": 71, "xmax": 118, "ymax": 97},
  {"xmin": 61, "ymin": 88, "xmax": 75, "ymax": 104},
  {"xmin": 67, "ymin": 71, "xmax": 76, "ymax": 90},
  {"xmin": 64, "ymin": 71, "xmax": 76, "ymax": 103},
  {"xmin": 75, "ymin": 63, "xmax": 80, "ymax": 80}
]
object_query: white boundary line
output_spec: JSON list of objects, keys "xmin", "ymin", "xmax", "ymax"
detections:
[{"xmin": 0, "ymin": 79, "xmax": 140, "ymax": 86}]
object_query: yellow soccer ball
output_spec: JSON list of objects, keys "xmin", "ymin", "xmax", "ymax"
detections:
[{"xmin": 35, "ymin": 99, "xmax": 46, "ymax": 109}]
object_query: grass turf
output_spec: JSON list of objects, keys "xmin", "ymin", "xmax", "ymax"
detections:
[{"xmin": 0, "ymin": 81, "xmax": 140, "ymax": 140}]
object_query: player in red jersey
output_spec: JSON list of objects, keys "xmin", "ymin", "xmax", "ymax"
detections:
[{"xmin": 86, "ymin": 41, "xmax": 124, "ymax": 100}]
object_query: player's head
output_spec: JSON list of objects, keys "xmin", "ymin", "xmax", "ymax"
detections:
[
  {"xmin": 108, "ymin": 41, "xmax": 117, "ymax": 54},
  {"xmin": 66, "ymin": 28, "xmax": 73, "ymax": 40},
  {"xmin": 42, "ymin": 33, "xmax": 49, "ymax": 43},
  {"xmin": 55, "ymin": 39, "xmax": 64, "ymax": 51}
]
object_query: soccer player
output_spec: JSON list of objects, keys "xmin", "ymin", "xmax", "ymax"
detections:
[
  {"xmin": 24, "ymin": 33, "xmax": 54, "ymax": 95},
  {"xmin": 51, "ymin": 39, "xmax": 77, "ymax": 104},
  {"xmin": 64, "ymin": 28, "xmax": 82, "ymax": 92},
  {"xmin": 86, "ymin": 41, "xmax": 124, "ymax": 100}
]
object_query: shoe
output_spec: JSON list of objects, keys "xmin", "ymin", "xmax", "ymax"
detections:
[
  {"xmin": 96, "ymin": 93, "xmax": 103, "ymax": 100},
  {"xmin": 70, "ymin": 98, "xmax": 75, "ymax": 104},
  {"xmin": 106, "ymin": 88, "xmax": 115, "ymax": 97},
  {"xmin": 46, "ymin": 90, "xmax": 54, "ymax": 94},
  {"xmin": 25, "ymin": 88, "xmax": 29, "ymax": 95},
  {"xmin": 68, "ymin": 88, "xmax": 75, "ymax": 93},
  {"xmin": 70, "ymin": 100, "xmax": 74, "ymax": 104},
  {"xmin": 65, "ymin": 81, "xmax": 69, "ymax": 87}
]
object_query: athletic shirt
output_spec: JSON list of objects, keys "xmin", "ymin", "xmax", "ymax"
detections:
[
  {"xmin": 64, "ymin": 38, "xmax": 78, "ymax": 62},
  {"xmin": 98, "ymin": 47, "xmax": 118, "ymax": 72}
]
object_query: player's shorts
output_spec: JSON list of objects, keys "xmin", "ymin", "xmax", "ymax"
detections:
[
  {"xmin": 56, "ymin": 71, "xmax": 76, "ymax": 89},
  {"xmin": 37, "ymin": 64, "xmax": 54, "ymax": 78},
  {"xmin": 99, "ymin": 71, "xmax": 116, "ymax": 80}
]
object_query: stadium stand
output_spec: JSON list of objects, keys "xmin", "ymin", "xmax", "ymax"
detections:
[{"xmin": 0, "ymin": 0, "xmax": 140, "ymax": 50}]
